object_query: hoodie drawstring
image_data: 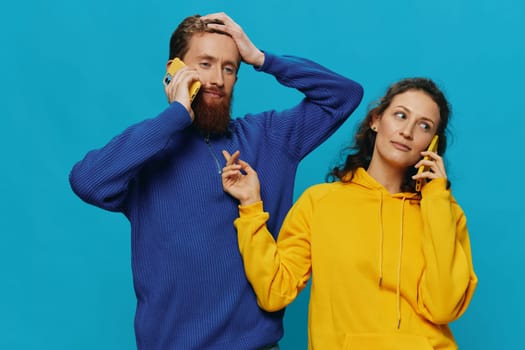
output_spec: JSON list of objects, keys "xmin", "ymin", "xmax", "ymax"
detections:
[
  {"xmin": 377, "ymin": 192, "xmax": 407, "ymax": 330},
  {"xmin": 378, "ymin": 191, "xmax": 384, "ymax": 287},
  {"xmin": 396, "ymin": 197, "xmax": 406, "ymax": 329}
]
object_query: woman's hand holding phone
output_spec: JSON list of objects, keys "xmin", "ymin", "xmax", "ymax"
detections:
[{"xmin": 413, "ymin": 135, "xmax": 447, "ymax": 191}]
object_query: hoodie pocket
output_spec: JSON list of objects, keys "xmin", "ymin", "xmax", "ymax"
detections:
[{"xmin": 342, "ymin": 333, "xmax": 434, "ymax": 350}]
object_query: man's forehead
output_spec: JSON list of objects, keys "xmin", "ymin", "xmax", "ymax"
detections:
[{"xmin": 185, "ymin": 33, "xmax": 241, "ymax": 65}]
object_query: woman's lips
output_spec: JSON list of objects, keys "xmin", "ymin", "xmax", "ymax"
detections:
[{"xmin": 391, "ymin": 141, "xmax": 411, "ymax": 152}]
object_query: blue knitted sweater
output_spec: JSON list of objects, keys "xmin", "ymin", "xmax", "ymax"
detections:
[{"xmin": 69, "ymin": 52, "xmax": 363, "ymax": 349}]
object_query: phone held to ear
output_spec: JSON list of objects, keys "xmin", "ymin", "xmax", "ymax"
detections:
[
  {"xmin": 163, "ymin": 57, "xmax": 201, "ymax": 102},
  {"xmin": 415, "ymin": 135, "xmax": 439, "ymax": 192}
]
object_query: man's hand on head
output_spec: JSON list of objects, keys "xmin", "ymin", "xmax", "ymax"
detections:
[{"xmin": 201, "ymin": 12, "xmax": 265, "ymax": 67}]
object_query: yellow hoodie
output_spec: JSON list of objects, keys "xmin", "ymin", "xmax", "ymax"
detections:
[{"xmin": 235, "ymin": 167, "xmax": 477, "ymax": 350}]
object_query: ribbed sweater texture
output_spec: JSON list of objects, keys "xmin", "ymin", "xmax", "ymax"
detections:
[{"xmin": 69, "ymin": 52, "xmax": 363, "ymax": 349}]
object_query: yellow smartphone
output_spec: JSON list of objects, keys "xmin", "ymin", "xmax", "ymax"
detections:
[
  {"xmin": 415, "ymin": 135, "xmax": 439, "ymax": 192},
  {"xmin": 163, "ymin": 57, "xmax": 201, "ymax": 102}
]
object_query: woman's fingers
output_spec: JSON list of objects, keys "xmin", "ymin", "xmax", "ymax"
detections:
[{"xmin": 413, "ymin": 151, "xmax": 447, "ymax": 181}]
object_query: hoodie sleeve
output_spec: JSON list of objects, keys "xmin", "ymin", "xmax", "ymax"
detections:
[
  {"xmin": 69, "ymin": 102, "xmax": 192, "ymax": 212},
  {"xmin": 254, "ymin": 52, "xmax": 363, "ymax": 161},
  {"xmin": 416, "ymin": 178, "xmax": 478, "ymax": 324},
  {"xmin": 234, "ymin": 196, "xmax": 313, "ymax": 312}
]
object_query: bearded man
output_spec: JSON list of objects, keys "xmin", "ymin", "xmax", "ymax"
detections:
[{"xmin": 69, "ymin": 12, "xmax": 363, "ymax": 350}]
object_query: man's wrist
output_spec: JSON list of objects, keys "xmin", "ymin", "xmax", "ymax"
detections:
[{"xmin": 253, "ymin": 51, "xmax": 265, "ymax": 68}]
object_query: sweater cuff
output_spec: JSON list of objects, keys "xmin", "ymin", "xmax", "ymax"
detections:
[
  {"xmin": 254, "ymin": 51, "xmax": 274, "ymax": 72},
  {"xmin": 166, "ymin": 101, "xmax": 193, "ymax": 126},
  {"xmin": 421, "ymin": 178, "xmax": 450, "ymax": 197},
  {"xmin": 239, "ymin": 201, "xmax": 265, "ymax": 217}
]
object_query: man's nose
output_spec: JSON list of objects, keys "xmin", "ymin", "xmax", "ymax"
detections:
[{"xmin": 209, "ymin": 66, "xmax": 224, "ymax": 87}]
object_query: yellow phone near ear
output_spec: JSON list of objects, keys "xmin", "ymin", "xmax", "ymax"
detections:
[
  {"xmin": 415, "ymin": 135, "xmax": 439, "ymax": 192},
  {"xmin": 163, "ymin": 57, "xmax": 201, "ymax": 102}
]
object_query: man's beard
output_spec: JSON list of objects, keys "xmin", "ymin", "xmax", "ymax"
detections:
[{"xmin": 192, "ymin": 92, "xmax": 232, "ymax": 136}]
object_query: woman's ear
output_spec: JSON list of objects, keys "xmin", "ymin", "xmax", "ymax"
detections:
[{"xmin": 370, "ymin": 113, "xmax": 380, "ymax": 131}]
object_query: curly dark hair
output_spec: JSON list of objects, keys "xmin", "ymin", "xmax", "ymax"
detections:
[{"xmin": 328, "ymin": 78, "xmax": 451, "ymax": 192}]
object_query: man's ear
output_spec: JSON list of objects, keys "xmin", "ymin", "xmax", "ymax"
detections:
[{"xmin": 166, "ymin": 60, "xmax": 173, "ymax": 71}]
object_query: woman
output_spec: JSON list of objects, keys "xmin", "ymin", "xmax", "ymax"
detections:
[{"xmin": 221, "ymin": 78, "xmax": 477, "ymax": 349}]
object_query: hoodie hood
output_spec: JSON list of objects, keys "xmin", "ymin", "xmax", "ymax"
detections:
[{"xmin": 349, "ymin": 168, "xmax": 420, "ymax": 199}]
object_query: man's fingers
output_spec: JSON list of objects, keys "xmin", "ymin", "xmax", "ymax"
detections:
[
  {"xmin": 222, "ymin": 150, "xmax": 231, "ymax": 162},
  {"xmin": 230, "ymin": 150, "xmax": 240, "ymax": 163},
  {"xmin": 221, "ymin": 165, "xmax": 243, "ymax": 182},
  {"xmin": 222, "ymin": 150, "xmax": 242, "ymax": 170},
  {"xmin": 201, "ymin": 13, "xmax": 239, "ymax": 36},
  {"xmin": 201, "ymin": 12, "xmax": 232, "ymax": 23},
  {"xmin": 237, "ymin": 159, "xmax": 254, "ymax": 173}
]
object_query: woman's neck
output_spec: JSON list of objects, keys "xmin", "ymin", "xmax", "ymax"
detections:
[{"xmin": 366, "ymin": 160, "xmax": 405, "ymax": 194}]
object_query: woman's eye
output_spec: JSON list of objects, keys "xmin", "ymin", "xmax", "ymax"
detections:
[
  {"xmin": 419, "ymin": 122, "xmax": 431, "ymax": 130},
  {"xmin": 394, "ymin": 112, "xmax": 406, "ymax": 119}
]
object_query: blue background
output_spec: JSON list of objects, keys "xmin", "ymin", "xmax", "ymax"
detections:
[{"xmin": 1, "ymin": 0, "xmax": 523, "ymax": 348}]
